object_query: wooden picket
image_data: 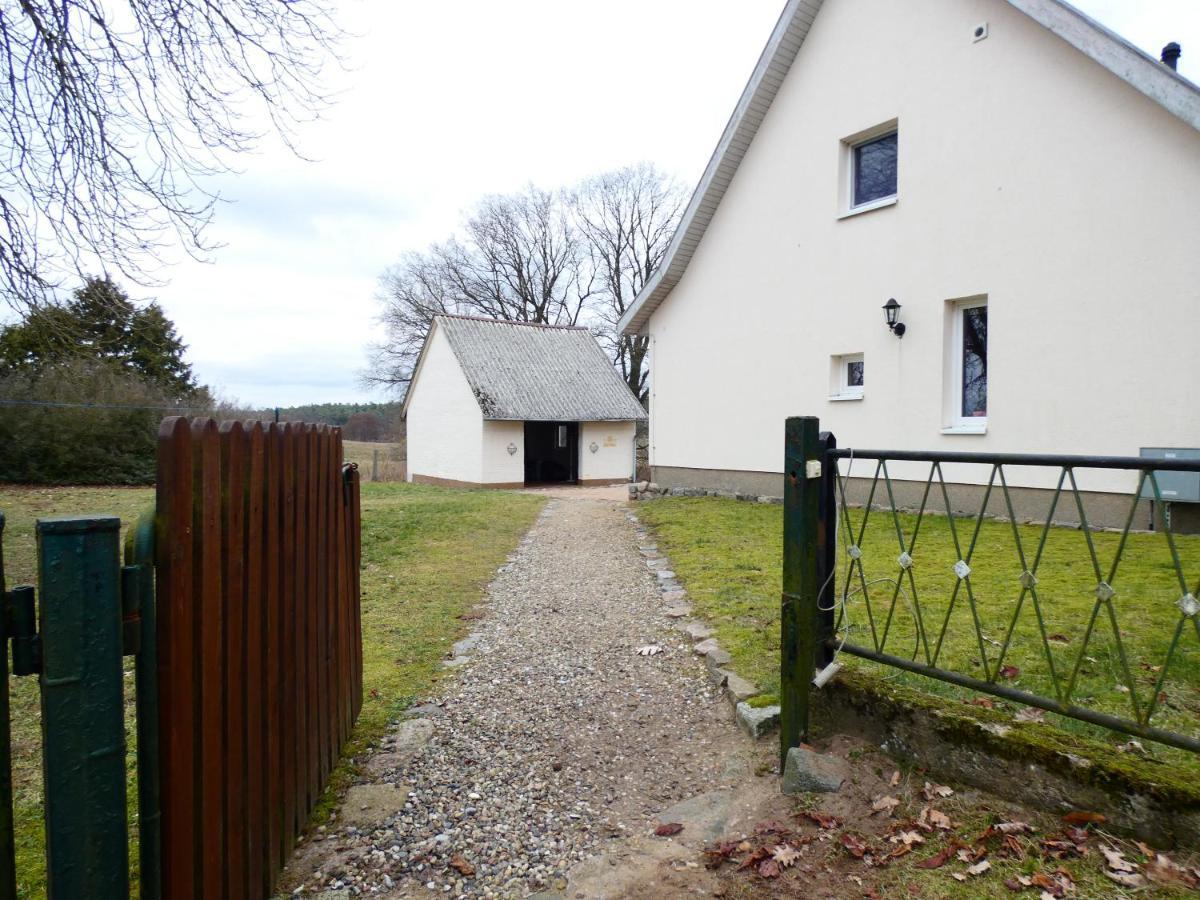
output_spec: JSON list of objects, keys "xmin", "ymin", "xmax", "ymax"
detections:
[{"xmin": 155, "ymin": 418, "xmax": 362, "ymax": 899}]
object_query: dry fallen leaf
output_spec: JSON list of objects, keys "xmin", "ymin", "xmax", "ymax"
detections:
[
  {"xmin": 840, "ymin": 832, "xmax": 870, "ymax": 858},
  {"xmin": 919, "ymin": 806, "xmax": 952, "ymax": 830},
  {"xmin": 448, "ymin": 855, "xmax": 475, "ymax": 877},
  {"xmin": 889, "ymin": 830, "xmax": 925, "ymax": 846},
  {"xmin": 967, "ymin": 860, "xmax": 992, "ymax": 877},
  {"xmin": 1000, "ymin": 665, "xmax": 1021, "ymax": 680},
  {"xmin": 871, "ymin": 795, "xmax": 901, "ymax": 816},
  {"xmin": 914, "ymin": 842, "xmax": 961, "ymax": 869},
  {"xmin": 800, "ymin": 810, "xmax": 839, "ymax": 830},
  {"xmin": 758, "ymin": 858, "xmax": 781, "ymax": 879},
  {"xmin": 654, "ymin": 822, "xmax": 684, "ymax": 837},
  {"xmin": 970, "ymin": 697, "xmax": 996, "ymax": 709},
  {"xmin": 1047, "ymin": 633, "xmax": 1070, "ymax": 644},
  {"xmin": 1146, "ymin": 853, "xmax": 1200, "ymax": 889},
  {"xmin": 635, "ymin": 644, "xmax": 663, "ymax": 656},
  {"xmin": 890, "ymin": 770, "xmax": 902, "ymax": 787},
  {"xmin": 992, "ymin": 821, "xmax": 1035, "ymax": 835},
  {"xmin": 1101, "ymin": 846, "xmax": 1136, "ymax": 873},
  {"xmin": 1104, "ymin": 870, "xmax": 1147, "ymax": 888},
  {"xmin": 921, "ymin": 782, "xmax": 954, "ymax": 800},
  {"xmin": 1118, "ymin": 740, "xmax": 1147, "ymax": 754},
  {"xmin": 1014, "ymin": 707, "xmax": 1046, "ymax": 723},
  {"xmin": 771, "ymin": 844, "xmax": 801, "ymax": 868}
]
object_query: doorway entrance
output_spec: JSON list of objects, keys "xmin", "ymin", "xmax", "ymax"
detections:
[{"xmin": 524, "ymin": 422, "xmax": 578, "ymax": 484}]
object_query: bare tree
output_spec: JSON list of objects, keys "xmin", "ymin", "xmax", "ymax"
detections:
[
  {"xmin": 0, "ymin": 0, "xmax": 342, "ymax": 309},
  {"xmin": 368, "ymin": 185, "xmax": 594, "ymax": 391},
  {"xmin": 573, "ymin": 164, "xmax": 684, "ymax": 403}
]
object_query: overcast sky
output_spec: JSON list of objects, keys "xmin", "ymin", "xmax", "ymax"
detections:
[{"xmin": 146, "ymin": 0, "xmax": 1199, "ymax": 408}]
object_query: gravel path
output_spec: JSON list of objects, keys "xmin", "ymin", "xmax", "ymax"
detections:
[{"xmin": 290, "ymin": 494, "xmax": 747, "ymax": 898}]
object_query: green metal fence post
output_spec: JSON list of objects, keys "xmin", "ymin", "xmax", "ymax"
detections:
[
  {"xmin": 126, "ymin": 511, "xmax": 160, "ymax": 900},
  {"xmin": 0, "ymin": 513, "xmax": 15, "ymax": 900},
  {"xmin": 781, "ymin": 417, "xmax": 822, "ymax": 766},
  {"xmin": 36, "ymin": 516, "xmax": 129, "ymax": 899}
]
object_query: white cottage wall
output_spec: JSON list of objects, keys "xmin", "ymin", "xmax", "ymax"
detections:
[
  {"xmin": 481, "ymin": 421, "xmax": 526, "ymax": 486},
  {"xmin": 646, "ymin": 0, "xmax": 1200, "ymax": 500},
  {"xmin": 579, "ymin": 421, "xmax": 637, "ymax": 484},
  {"xmin": 405, "ymin": 323, "xmax": 484, "ymax": 486}
]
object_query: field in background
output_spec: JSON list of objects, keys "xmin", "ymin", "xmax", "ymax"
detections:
[
  {"xmin": 0, "ymin": 480, "xmax": 542, "ymax": 897},
  {"xmin": 344, "ymin": 440, "xmax": 406, "ymax": 483}
]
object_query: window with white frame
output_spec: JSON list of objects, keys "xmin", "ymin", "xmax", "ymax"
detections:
[
  {"xmin": 841, "ymin": 123, "xmax": 898, "ymax": 215},
  {"xmin": 830, "ymin": 353, "xmax": 865, "ymax": 400},
  {"xmin": 946, "ymin": 298, "xmax": 988, "ymax": 431}
]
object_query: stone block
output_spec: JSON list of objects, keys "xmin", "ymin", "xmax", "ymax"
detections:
[{"xmin": 781, "ymin": 746, "xmax": 845, "ymax": 794}]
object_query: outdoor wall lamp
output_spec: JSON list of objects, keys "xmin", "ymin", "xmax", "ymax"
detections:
[{"xmin": 882, "ymin": 298, "xmax": 906, "ymax": 338}]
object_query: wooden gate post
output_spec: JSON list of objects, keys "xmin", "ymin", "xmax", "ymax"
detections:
[
  {"xmin": 781, "ymin": 417, "xmax": 823, "ymax": 766},
  {"xmin": 36, "ymin": 517, "xmax": 128, "ymax": 899}
]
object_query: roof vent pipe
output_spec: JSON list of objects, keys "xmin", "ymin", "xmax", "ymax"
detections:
[{"xmin": 1162, "ymin": 42, "xmax": 1182, "ymax": 71}]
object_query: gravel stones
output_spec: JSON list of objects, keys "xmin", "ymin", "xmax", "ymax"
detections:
[{"xmin": 288, "ymin": 495, "xmax": 734, "ymax": 897}]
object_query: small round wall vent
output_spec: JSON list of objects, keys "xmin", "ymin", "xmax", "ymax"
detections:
[
  {"xmin": 973, "ymin": 23, "xmax": 989, "ymax": 42},
  {"xmin": 506, "ymin": 443, "xmax": 518, "ymax": 455}
]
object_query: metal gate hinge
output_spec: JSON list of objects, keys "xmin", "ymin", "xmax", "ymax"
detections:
[{"xmin": 6, "ymin": 586, "xmax": 40, "ymax": 676}]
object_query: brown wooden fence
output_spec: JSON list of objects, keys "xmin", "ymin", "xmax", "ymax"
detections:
[{"xmin": 154, "ymin": 418, "xmax": 362, "ymax": 899}]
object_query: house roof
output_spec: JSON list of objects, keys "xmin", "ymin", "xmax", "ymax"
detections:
[
  {"xmin": 407, "ymin": 314, "xmax": 647, "ymax": 422},
  {"xmin": 618, "ymin": 0, "xmax": 1200, "ymax": 336}
]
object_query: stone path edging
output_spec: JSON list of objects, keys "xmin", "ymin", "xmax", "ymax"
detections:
[{"xmin": 623, "ymin": 508, "xmax": 782, "ymax": 743}]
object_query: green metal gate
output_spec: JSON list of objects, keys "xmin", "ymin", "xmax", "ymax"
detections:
[{"xmin": 0, "ymin": 509, "xmax": 159, "ymax": 899}]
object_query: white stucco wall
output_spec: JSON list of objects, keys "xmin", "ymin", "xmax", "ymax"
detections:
[
  {"xmin": 405, "ymin": 323, "xmax": 484, "ymax": 484},
  {"xmin": 579, "ymin": 421, "xmax": 637, "ymax": 482},
  {"xmin": 646, "ymin": 0, "xmax": 1200, "ymax": 493},
  {"xmin": 481, "ymin": 420, "xmax": 525, "ymax": 485}
]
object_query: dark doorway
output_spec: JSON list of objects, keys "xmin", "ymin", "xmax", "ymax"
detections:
[{"xmin": 524, "ymin": 422, "xmax": 578, "ymax": 484}]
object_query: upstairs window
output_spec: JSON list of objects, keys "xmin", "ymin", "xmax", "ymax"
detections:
[{"xmin": 853, "ymin": 132, "xmax": 898, "ymax": 207}]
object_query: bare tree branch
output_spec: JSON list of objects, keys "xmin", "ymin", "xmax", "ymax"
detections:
[{"xmin": 0, "ymin": 0, "xmax": 343, "ymax": 309}]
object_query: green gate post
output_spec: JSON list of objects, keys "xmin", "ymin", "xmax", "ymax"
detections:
[
  {"xmin": 37, "ymin": 517, "xmax": 129, "ymax": 899},
  {"xmin": 126, "ymin": 512, "xmax": 160, "ymax": 900},
  {"xmin": 0, "ymin": 513, "xmax": 15, "ymax": 900},
  {"xmin": 781, "ymin": 417, "xmax": 823, "ymax": 766}
]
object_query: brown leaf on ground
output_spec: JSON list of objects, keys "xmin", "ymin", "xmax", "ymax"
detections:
[
  {"xmin": 1003, "ymin": 875, "xmax": 1032, "ymax": 891},
  {"xmin": 1104, "ymin": 870, "xmax": 1147, "ymax": 888},
  {"xmin": 800, "ymin": 810, "xmax": 840, "ymax": 830},
  {"xmin": 1100, "ymin": 846, "xmax": 1136, "ymax": 873},
  {"xmin": 448, "ymin": 855, "xmax": 476, "ymax": 877},
  {"xmin": 1065, "ymin": 827, "xmax": 1090, "ymax": 844},
  {"xmin": 1014, "ymin": 707, "xmax": 1046, "ymax": 723},
  {"xmin": 1030, "ymin": 871, "xmax": 1063, "ymax": 896},
  {"xmin": 1041, "ymin": 837, "xmax": 1087, "ymax": 860},
  {"xmin": 703, "ymin": 841, "xmax": 743, "ymax": 869},
  {"xmin": 918, "ymin": 805, "xmax": 952, "ymax": 830},
  {"xmin": 840, "ymin": 832, "xmax": 871, "ymax": 859},
  {"xmin": 889, "ymin": 830, "xmax": 925, "ymax": 847},
  {"xmin": 913, "ymin": 842, "xmax": 962, "ymax": 869},
  {"xmin": 1047, "ymin": 634, "xmax": 1070, "ymax": 644},
  {"xmin": 1117, "ymin": 739, "xmax": 1147, "ymax": 754},
  {"xmin": 758, "ymin": 858, "xmax": 781, "ymax": 879},
  {"xmin": 871, "ymin": 795, "xmax": 900, "ymax": 816},
  {"xmin": 754, "ymin": 820, "xmax": 791, "ymax": 836},
  {"xmin": 1000, "ymin": 665, "xmax": 1021, "ymax": 679},
  {"xmin": 772, "ymin": 844, "xmax": 801, "ymax": 869},
  {"xmin": 990, "ymin": 821, "xmax": 1035, "ymax": 835},
  {"xmin": 890, "ymin": 770, "xmax": 902, "ymax": 786},
  {"xmin": 654, "ymin": 822, "xmax": 684, "ymax": 837},
  {"xmin": 737, "ymin": 846, "xmax": 771, "ymax": 871},
  {"xmin": 999, "ymin": 835, "xmax": 1025, "ymax": 859},
  {"xmin": 1146, "ymin": 853, "xmax": 1200, "ymax": 889},
  {"xmin": 969, "ymin": 697, "xmax": 996, "ymax": 709},
  {"xmin": 921, "ymin": 782, "xmax": 954, "ymax": 800},
  {"xmin": 1062, "ymin": 811, "xmax": 1105, "ymax": 826}
]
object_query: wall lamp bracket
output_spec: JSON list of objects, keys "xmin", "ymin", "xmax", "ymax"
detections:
[{"xmin": 882, "ymin": 298, "xmax": 906, "ymax": 338}]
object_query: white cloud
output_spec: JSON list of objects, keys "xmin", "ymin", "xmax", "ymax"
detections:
[{"xmin": 146, "ymin": 0, "xmax": 1199, "ymax": 407}]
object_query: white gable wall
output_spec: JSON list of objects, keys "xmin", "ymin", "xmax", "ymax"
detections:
[
  {"xmin": 647, "ymin": 0, "xmax": 1200, "ymax": 494},
  {"xmin": 406, "ymin": 323, "xmax": 484, "ymax": 485}
]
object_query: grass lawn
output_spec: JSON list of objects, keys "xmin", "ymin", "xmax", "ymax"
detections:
[
  {"xmin": 637, "ymin": 496, "xmax": 1200, "ymax": 766},
  {"xmin": 0, "ymin": 481, "xmax": 543, "ymax": 897},
  {"xmin": 343, "ymin": 440, "xmax": 406, "ymax": 483}
]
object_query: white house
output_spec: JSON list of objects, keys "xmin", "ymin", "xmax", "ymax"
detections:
[
  {"xmin": 404, "ymin": 315, "xmax": 646, "ymax": 488},
  {"xmin": 619, "ymin": 0, "xmax": 1200, "ymax": 527}
]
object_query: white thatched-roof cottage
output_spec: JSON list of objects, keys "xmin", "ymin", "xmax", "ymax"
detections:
[{"xmin": 403, "ymin": 315, "xmax": 647, "ymax": 488}]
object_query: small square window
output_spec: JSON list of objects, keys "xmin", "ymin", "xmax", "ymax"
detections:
[
  {"xmin": 853, "ymin": 132, "xmax": 898, "ymax": 207},
  {"xmin": 830, "ymin": 353, "xmax": 865, "ymax": 401}
]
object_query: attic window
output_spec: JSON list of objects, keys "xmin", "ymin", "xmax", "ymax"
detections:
[
  {"xmin": 840, "ymin": 121, "xmax": 899, "ymax": 218},
  {"xmin": 853, "ymin": 132, "xmax": 897, "ymax": 207}
]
